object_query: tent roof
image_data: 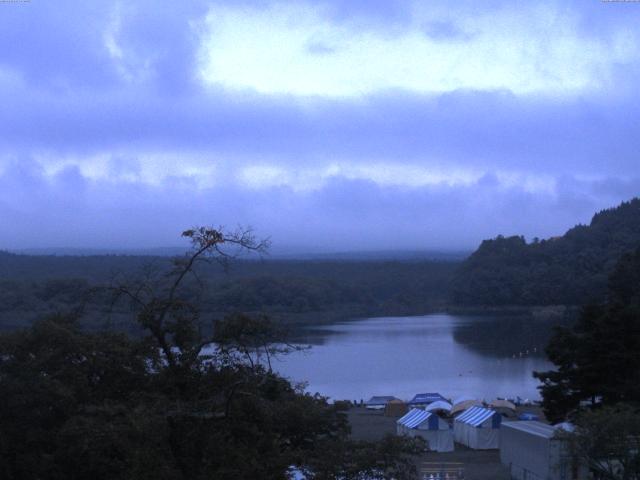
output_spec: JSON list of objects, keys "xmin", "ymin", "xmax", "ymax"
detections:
[
  {"xmin": 408, "ymin": 392, "xmax": 446, "ymax": 404},
  {"xmin": 366, "ymin": 396, "xmax": 398, "ymax": 405},
  {"xmin": 455, "ymin": 406, "xmax": 499, "ymax": 427},
  {"xmin": 503, "ymin": 421, "xmax": 575, "ymax": 438},
  {"xmin": 501, "ymin": 421, "xmax": 559, "ymax": 439},
  {"xmin": 425, "ymin": 400, "xmax": 453, "ymax": 413},
  {"xmin": 452, "ymin": 399, "xmax": 482, "ymax": 414},
  {"xmin": 489, "ymin": 399, "xmax": 516, "ymax": 410},
  {"xmin": 397, "ymin": 409, "xmax": 436, "ymax": 429},
  {"xmin": 453, "ymin": 395, "xmax": 477, "ymax": 405}
]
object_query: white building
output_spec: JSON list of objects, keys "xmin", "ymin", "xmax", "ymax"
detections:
[{"xmin": 500, "ymin": 421, "xmax": 587, "ymax": 480}]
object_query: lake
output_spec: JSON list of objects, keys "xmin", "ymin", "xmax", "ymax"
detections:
[{"xmin": 273, "ymin": 314, "xmax": 556, "ymax": 402}]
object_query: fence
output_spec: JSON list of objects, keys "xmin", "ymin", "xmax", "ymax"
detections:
[{"xmin": 420, "ymin": 461, "xmax": 465, "ymax": 480}]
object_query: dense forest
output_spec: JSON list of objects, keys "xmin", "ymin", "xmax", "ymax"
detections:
[
  {"xmin": 0, "ymin": 251, "xmax": 457, "ymax": 332},
  {"xmin": 452, "ymin": 198, "xmax": 640, "ymax": 306}
]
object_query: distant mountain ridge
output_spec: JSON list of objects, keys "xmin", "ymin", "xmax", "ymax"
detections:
[
  {"xmin": 452, "ymin": 198, "xmax": 640, "ymax": 306},
  {"xmin": 10, "ymin": 247, "xmax": 187, "ymax": 257},
  {"xmin": 8, "ymin": 247, "xmax": 469, "ymax": 262}
]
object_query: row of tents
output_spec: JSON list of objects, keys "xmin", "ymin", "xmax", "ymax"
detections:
[
  {"xmin": 396, "ymin": 406, "xmax": 502, "ymax": 452},
  {"xmin": 364, "ymin": 394, "xmax": 585, "ymax": 478},
  {"xmin": 397, "ymin": 409, "xmax": 586, "ymax": 479},
  {"xmin": 366, "ymin": 393, "xmax": 451, "ymax": 409},
  {"xmin": 293, "ymin": 412, "xmax": 584, "ymax": 480},
  {"xmin": 366, "ymin": 393, "xmax": 523, "ymax": 419}
]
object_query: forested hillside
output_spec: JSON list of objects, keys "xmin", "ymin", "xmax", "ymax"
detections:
[
  {"xmin": 452, "ymin": 198, "xmax": 640, "ymax": 306},
  {"xmin": 0, "ymin": 253, "xmax": 457, "ymax": 331}
]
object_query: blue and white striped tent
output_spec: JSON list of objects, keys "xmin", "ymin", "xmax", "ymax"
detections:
[
  {"xmin": 398, "ymin": 409, "xmax": 439, "ymax": 429},
  {"xmin": 396, "ymin": 409, "xmax": 454, "ymax": 452},
  {"xmin": 456, "ymin": 406, "xmax": 502, "ymax": 427},
  {"xmin": 454, "ymin": 406, "xmax": 501, "ymax": 449}
]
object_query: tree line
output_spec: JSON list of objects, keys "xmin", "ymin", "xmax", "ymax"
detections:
[
  {"xmin": 0, "ymin": 251, "xmax": 456, "ymax": 332},
  {"xmin": 452, "ymin": 198, "xmax": 640, "ymax": 306}
]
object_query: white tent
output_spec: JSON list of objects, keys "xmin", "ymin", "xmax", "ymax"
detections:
[
  {"xmin": 425, "ymin": 400, "xmax": 453, "ymax": 414},
  {"xmin": 453, "ymin": 406, "xmax": 501, "ymax": 449},
  {"xmin": 397, "ymin": 409, "xmax": 454, "ymax": 452}
]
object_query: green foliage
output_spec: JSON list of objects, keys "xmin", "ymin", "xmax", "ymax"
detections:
[
  {"xmin": 0, "ymin": 317, "xmax": 420, "ymax": 479},
  {"xmin": 452, "ymin": 198, "xmax": 640, "ymax": 306},
  {"xmin": 562, "ymin": 404, "xmax": 640, "ymax": 480},
  {"xmin": 0, "ymin": 315, "xmax": 158, "ymax": 479},
  {"xmin": 302, "ymin": 434, "xmax": 424, "ymax": 480},
  {"xmin": 534, "ymin": 247, "xmax": 640, "ymax": 422}
]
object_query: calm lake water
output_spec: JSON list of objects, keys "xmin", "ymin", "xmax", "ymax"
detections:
[{"xmin": 273, "ymin": 314, "xmax": 556, "ymax": 402}]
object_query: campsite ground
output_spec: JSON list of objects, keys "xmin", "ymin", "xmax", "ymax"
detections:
[{"xmin": 346, "ymin": 406, "xmax": 536, "ymax": 480}]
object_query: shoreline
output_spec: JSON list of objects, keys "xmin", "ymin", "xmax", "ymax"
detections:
[{"xmin": 278, "ymin": 304, "xmax": 578, "ymax": 334}]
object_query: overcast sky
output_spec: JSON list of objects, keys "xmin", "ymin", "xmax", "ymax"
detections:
[{"xmin": 1, "ymin": 0, "xmax": 639, "ymax": 252}]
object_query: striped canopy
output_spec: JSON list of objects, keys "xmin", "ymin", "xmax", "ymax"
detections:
[
  {"xmin": 397, "ymin": 408, "xmax": 436, "ymax": 429},
  {"xmin": 455, "ymin": 406, "xmax": 500, "ymax": 427}
]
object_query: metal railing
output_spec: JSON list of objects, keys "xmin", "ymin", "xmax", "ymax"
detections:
[{"xmin": 420, "ymin": 461, "xmax": 465, "ymax": 479}]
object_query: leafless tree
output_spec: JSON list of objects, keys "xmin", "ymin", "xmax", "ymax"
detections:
[{"xmin": 109, "ymin": 226, "xmax": 269, "ymax": 371}]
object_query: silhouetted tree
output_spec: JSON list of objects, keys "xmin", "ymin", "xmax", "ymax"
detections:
[{"xmin": 534, "ymin": 247, "xmax": 640, "ymax": 422}]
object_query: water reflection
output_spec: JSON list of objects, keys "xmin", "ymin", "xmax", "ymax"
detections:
[
  {"xmin": 452, "ymin": 314, "xmax": 571, "ymax": 358},
  {"xmin": 274, "ymin": 314, "xmax": 560, "ymax": 402}
]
